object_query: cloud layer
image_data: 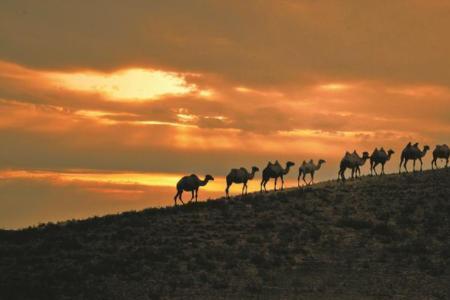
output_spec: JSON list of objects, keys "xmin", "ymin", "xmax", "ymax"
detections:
[{"xmin": 0, "ymin": 0, "xmax": 449, "ymax": 228}]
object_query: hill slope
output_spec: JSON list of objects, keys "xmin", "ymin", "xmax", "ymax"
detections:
[{"xmin": 1, "ymin": 169, "xmax": 450, "ymax": 299}]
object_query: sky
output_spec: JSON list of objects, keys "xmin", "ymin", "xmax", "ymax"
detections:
[{"xmin": 1, "ymin": 0, "xmax": 450, "ymax": 229}]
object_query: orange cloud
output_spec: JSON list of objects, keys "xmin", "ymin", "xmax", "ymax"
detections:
[{"xmin": 45, "ymin": 68, "xmax": 203, "ymax": 101}]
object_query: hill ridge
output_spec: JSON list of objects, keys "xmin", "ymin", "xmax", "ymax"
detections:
[{"xmin": 1, "ymin": 168, "xmax": 450, "ymax": 299}]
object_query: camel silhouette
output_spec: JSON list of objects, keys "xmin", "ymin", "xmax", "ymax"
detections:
[
  {"xmin": 225, "ymin": 166, "xmax": 259, "ymax": 198},
  {"xmin": 431, "ymin": 144, "xmax": 449, "ymax": 169},
  {"xmin": 174, "ymin": 174, "xmax": 214, "ymax": 205},
  {"xmin": 297, "ymin": 159, "xmax": 326, "ymax": 187},
  {"xmin": 338, "ymin": 151, "xmax": 369, "ymax": 181},
  {"xmin": 399, "ymin": 142, "xmax": 429, "ymax": 173},
  {"xmin": 370, "ymin": 148, "xmax": 395, "ymax": 176},
  {"xmin": 260, "ymin": 160, "xmax": 295, "ymax": 192}
]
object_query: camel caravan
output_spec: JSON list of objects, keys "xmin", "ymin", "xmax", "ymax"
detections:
[{"xmin": 173, "ymin": 142, "xmax": 448, "ymax": 205}]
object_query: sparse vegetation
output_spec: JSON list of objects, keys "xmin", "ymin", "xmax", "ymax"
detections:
[{"xmin": 1, "ymin": 169, "xmax": 449, "ymax": 299}]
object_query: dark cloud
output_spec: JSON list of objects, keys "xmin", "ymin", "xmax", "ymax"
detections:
[{"xmin": 1, "ymin": 1, "xmax": 450, "ymax": 85}]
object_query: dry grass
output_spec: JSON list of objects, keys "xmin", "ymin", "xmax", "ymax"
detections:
[{"xmin": 1, "ymin": 169, "xmax": 449, "ymax": 299}]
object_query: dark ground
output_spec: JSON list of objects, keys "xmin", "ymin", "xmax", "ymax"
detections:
[{"xmin": 1, "ymin": 168, "xmax": 450, "ymax": 300}]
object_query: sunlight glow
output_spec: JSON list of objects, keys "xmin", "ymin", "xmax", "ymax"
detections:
[
  {"xmin": 47, "ymin": 68, "xmax": 198, "ymax": 101},
  {"xmin": 318, "ymin": 83, "xmax": 350, "ymax": 92},
  {"xmin": 0, "ymin": 170, "xmax": 225, "ymax": 192}
]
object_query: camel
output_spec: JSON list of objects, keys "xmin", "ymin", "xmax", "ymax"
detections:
[
  {"xmin": 260, "ymin": 160, "xmax": 295, "ymax": 192},
  {"xmin": 338, "ymin": 151, "xmax": 370, "ymax": 181},
  {"xmin": 173, "ymin": 174, "xmax": 214, "ymax": 205},
  {"xmin": 350, "ymin": 150, "xmax": 370, "ymax": 179},
  {"xmin": 370, "ymin": 147, "xmax": 395, "ymax": 176},
  {"xmin": 297, "ymin": 159, "xmax": 326, "ymax": 187},
  {"xmin": 225, "ymin": 166, "xmax": 259, "ymax": 198},
  {"xmin": 431, "ymin": 144, "xmax": 449, "ymax": 169},
  {"xmin": 399, "ymin": 142, "xmax": 430, "ymax": 173}
]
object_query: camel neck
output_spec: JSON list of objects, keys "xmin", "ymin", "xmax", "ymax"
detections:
[
  {"xmin": 283, "ymin": 164, "xmax": 291, "ymax": 174},
  {"xmin": 420, "ymin": 148, "xmax": 428, "ymax": 157},
  {"xmin": 316, "ymin": 162, "xmax": 323, "ymax": 170}
]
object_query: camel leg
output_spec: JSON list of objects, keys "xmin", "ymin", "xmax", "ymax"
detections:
[
  {"xmin": 263, "ymin": 179, "xmax": 268, "ymax": 193},
  {"xmin": 373, "ymin": 162, "xmax": 379, "ymax": 176},
  {"xmin": 446, "ymin": 157, "xmax": 449, "ymax": 168},
  {"xmin": 260, "ymin": 179, "xmax": 265, "ymax": 193},
  {"xmin": 176, "ymin": 191, "xmax": 185, "ymax": 205},
  {"xmin": 403, "ymin": 159, "xmax": 408, "ymax": 173},
  {"xmin": 274, "ymin": 177, "xmax": 278, "ymax": 191},
  {"xmin": 280, "ymin": 175, "xmax": 285, "ymax": 190},
  {"xmin": 381, "ymin": 163, "xmax": 385, "ymax": 175},
  {"xmin": 341, "ymin": 169, "xmax": 346, "ymax": 182},
  {"xmin": 297, "ymin": 172, "xmax": 301, "ymax": 188},
  {"xmin": 303, "ymin": 173, "xmax": 307, "ymax": 185},
  {"xmin": 310, "ymin": 172, "xmax": 314, "ymax": 185},
  {"xmin": 225, "ymin": 183, "xmax": 231, "ymax": 198},
  {"xmin": 189, "ymin": 191, "xmax": 195, "ymax": 202},
  {"xmin": 419, "ymin": 158, "xmax": 423, "ymax": 172},
  {"xmin": 399, "ymin": 158, "xmax": 403, "ymax": 174},
  {"xmin": 241, "ymin": 184, "xmax": 245, "ymax": 196},
  {"xmin": 431, "ymin": 158, "xmax": 436, "ymax": 170},
  {"xmin": 195, "ymin": 188, "xmax": 199, "ymax": 202},
  {"xmin": 174, "ymin": 191, "xmax": 180, "ymax": 206}
]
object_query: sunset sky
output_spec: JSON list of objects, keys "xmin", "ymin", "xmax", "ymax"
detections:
[{"xmin": 1, "ymin": 0, "xmax": 450, "ymax": 228}]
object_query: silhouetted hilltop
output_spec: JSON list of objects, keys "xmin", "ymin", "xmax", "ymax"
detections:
[{"xmin": 1, "ymin": 169, "xmax": 450, "ymax": 299}]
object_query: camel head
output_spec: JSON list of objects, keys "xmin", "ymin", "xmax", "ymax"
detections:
[
  {"xmin": 423, "ymin": 145, "xmax": 430, "ymax": 151},
  {"xmin": 286, "ymin": 161, "xmax": 295, "ymax": 168},
  {"xmin": 318, "ymin": 159, "xmax": 326, "ymax": 164},
  {"xmin": 251, "ymin": 166, "xmax": 259, "ymax": 173},
  {"xmin": 388, "ymin": 149, "xmax": 395, "ymax": 155},
  {"xmin": 205, "ymin": 174, "xmax": 214, "ymax": 181},
  {"xmin": 362, "ymin": 152, "xmax": 370, "ymax": 159}
]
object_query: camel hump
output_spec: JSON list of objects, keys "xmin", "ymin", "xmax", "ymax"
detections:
[
  {"xmin": 302, "ymin": 160, "xmax": 306, "ymax": 165},
  {"xmin": 239, "ymin": 167, "xmax": 248, "ymax": 173},
  {"xmin": 407, "ymin": 142, "xmax": 412, "ymax": 147},
  {"xmin": 380, "ymin": 147, "xmax": 384, "ymax": 151},
  {"xmin": 266, "ymin": 161, "xmax": 273, "ymax": 168},
  {"xmin": 308, "ymin": 159, "xmax": 313, "ymax": 163},
  {"xmin": 345, "ymin": 151, "xmax": 351, "ymax": 155}
]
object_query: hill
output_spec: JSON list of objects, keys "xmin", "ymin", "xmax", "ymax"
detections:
[{"xmin": 1, "ymin": 169, "xmax": 450, "ymax": 299}]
